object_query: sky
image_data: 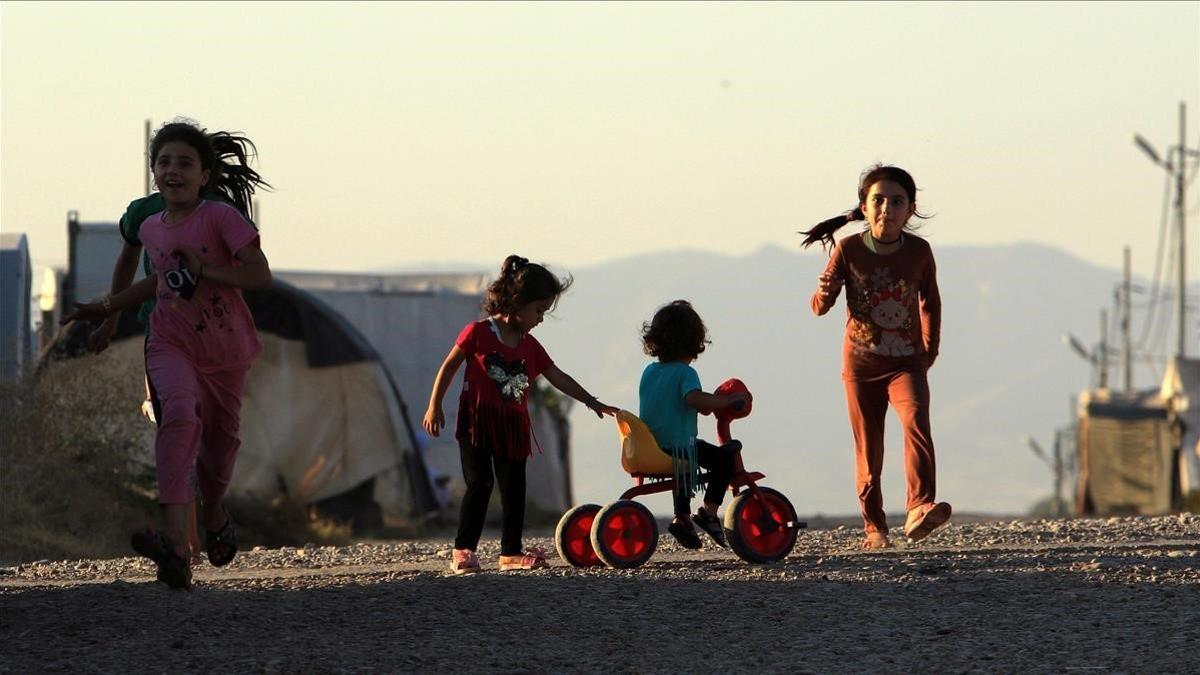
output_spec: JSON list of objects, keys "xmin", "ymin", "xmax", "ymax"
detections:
[{"xmin": 2, "ymin": 1, "xmax": 1198, "ymax": 283}]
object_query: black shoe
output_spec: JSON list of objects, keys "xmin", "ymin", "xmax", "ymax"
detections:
[
  {"xmin": 668, "ymin": 519, "xmax": 703, "ymax": 550},
  {"xmin": 131, "ymin": 529, "xmax": 193, "ymax": 590},
  {"xmin": 692, "ymin": 508, "xmax": 728, "ymax": 548},
  {"xmin": 205, "ymin": 513, "xmax": 238, "ymax": 568}
]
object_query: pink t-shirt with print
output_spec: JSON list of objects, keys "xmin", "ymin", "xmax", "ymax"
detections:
[{"xmin": 138, "ymin": 200, "xmax": 262, "ymax": 372}]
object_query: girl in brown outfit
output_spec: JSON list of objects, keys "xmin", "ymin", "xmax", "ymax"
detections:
[{"xmin": 802, "ymin": 164, "xmax": 951, "ymax": 550}]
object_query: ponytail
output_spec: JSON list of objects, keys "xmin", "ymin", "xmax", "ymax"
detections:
[
  {"xmin": 502, "ymin": 255, "xmax": 529, "ymax": 276},
  {"xmin": 799, "ymin": 163, "xmax": 927, "ymax": 253},
  {"xmin": 207, "ymin": 131, "xmax": 272, "ymax": 222},
  {"xmin": 799, "ymin": 207, "xmax": 863, "ymax": 252},
  {"xmin": 484, "ymin": 254, "xmax": 572, "ymax": 316}
]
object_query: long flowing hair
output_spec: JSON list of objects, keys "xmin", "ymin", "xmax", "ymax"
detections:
[{"xmin": 149, "ymin": 119, "xmax": 272, "ymax": 221}]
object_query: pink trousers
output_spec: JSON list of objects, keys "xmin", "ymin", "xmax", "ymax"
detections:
[
  {"xmin": 843, "ymin": 369, "xmax": 937, "ymax": 534},
  {"xmin": 146, "ymin": 342, "xmax": 247, "ymax": 506}
]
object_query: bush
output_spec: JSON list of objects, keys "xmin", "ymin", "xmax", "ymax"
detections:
[{"xmin": 0, "ymin": 353, "xmax": 158, "ymax": 563}]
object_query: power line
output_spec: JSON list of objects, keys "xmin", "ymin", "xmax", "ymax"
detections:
[{"xmin": 1134, "ymin": 166, "xmax": 1174, "ymax": 351}]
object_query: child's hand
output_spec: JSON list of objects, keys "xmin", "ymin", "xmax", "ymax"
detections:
[
  {"xmin": 817, "ymin": 271, "xmax": 843, "ymax": 297},
  {"xmin": 172, "ymin": 246, "xmax": 203, "ymax": 278},
  {"xmin": 726, "ymin": 392, "xmax": 750, "ymax": 411},
  {"xmin": 422, "ymin": 406, "xmax": 444, "ymax": 437},
  {"xmin": 586, "ymin": 398, "xmax": 619, "ymax": 418},
  {"xmin": 60, "ymin": 300, "xmax": 110, "ymax": 326},
  {"xmin": 87, "ymin": 315, "xmax": 119, "ymax": 353}
]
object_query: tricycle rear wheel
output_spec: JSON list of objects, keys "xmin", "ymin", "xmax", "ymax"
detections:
[
  {"xmin": 555, "ymin": 503, "xmax": 603, "ymax": 567},
  {"xmin": 590, "ymin": 500, "xmax": 658, "ymax": 569}
]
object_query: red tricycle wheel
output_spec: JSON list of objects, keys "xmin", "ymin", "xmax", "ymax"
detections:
[
  {"xmin": 724, "ymin": 487, "xmax": 798, "ymax": 564},
  {"xmin": 590, "ymin": 500, "xmax": 658, "ymax": 569},
  {"xmin": 554, "ymin": 504, "xmax": 603, "ymax": 567}
]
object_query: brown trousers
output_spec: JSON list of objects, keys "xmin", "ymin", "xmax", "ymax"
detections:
[{"xmin": 843, "ymin": 369, "xmax": 936, "ymax": 534}]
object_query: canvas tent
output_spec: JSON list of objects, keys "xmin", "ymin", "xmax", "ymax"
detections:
[
  {"xmin": 1, "ymin": 233, "xmax": 34, "ymax": 381},
  {"xmin": 43, "ymin": 276, "xmax": 440, "ymax": 524},
  {"xmin": 1076, "ymin": 387, "xmax": 1176, "ymax": 515}
]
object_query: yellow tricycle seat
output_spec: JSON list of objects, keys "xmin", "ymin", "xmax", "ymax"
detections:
[{"xmin": 615, "ymin": 410, "xmax": 678, "ymax": 477}]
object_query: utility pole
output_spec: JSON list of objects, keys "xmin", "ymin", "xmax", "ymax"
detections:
[
  {"xmin": 144, "ymin": 119, "xmax": 152, "ymax": 197},
  {"xmin": 1133, "ymin": 102, "xmax": 1195, "ymax": 358},
  {"xmin": 1175, "ymin": 101, "xmax": 1187, "ymax": 358},
  {"xmin": 1122, "ymin": 246, "xmax": 1132, "ymax": 391},
  {"xmin": 1098, "ymin": 309, "xmax": 1109, "ymax": 389},
  {"xmin": 1052, "ymin": 430, "xmax": 1063, "ymax": 517}
]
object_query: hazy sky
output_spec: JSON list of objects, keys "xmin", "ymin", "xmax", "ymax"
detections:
[{"xmin": 2, "ymin": 1, "xmax": 1198, "ymax": 282}]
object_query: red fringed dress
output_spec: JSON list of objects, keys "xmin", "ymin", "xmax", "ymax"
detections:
[{"xmin": 454, "ymin": 319, "xmax": 554, "ymax": 460}]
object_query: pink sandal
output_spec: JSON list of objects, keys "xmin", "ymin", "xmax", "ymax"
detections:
[
  {"xmin": 499, "ymin": 546, "xmax": 550, "ymax": 571},
  {"xmin": 450, "ymin": 548, "xmax": 481, "ymax": 575}
]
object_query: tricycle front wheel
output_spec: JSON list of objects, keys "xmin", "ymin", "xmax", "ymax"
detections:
[{"xmin": 724, "ymin": 487, "xmax": 798, "ymax": 564}]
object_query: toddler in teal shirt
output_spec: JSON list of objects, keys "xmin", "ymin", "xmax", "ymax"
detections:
[{"xmin": 638, "ymin": 300, "xmax": 748, "ymax": 549}]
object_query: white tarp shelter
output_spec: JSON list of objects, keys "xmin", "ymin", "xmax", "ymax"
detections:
[{"xmin": 1161, "ymin": 357, "xmax": 1200, "ymax": 509}]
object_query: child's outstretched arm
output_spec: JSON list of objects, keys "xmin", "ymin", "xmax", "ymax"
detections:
[
  {"xmin": 60, "ymin": 275, "xmax": 157, "ymax": 326},
  {"xmin": 88, "ymin": 240, "xmax": 144, "ymax": 354},
  {"xmin": 541, "ymin": 364, "xmax": 618, "ymax": 418},
  {"xmin": 423, "ymin": 345, "xmax": 467, "ymax": 437},
  {"xmin": 684, "ymin": 389, "xmax": 749, "ymax": 416}
]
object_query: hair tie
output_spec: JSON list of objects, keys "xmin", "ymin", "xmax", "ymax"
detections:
[{"xmin": 510, "ymin": 256, "xmax": 529, "ymax": 272}]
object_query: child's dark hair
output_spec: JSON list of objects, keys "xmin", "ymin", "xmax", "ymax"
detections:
[
  {"xmin": 799, "ymin": 163, "xmax": 929, "ymax": 252},
  {"xmin": 150, "ymin": 119, "xmax": 272, "ymax": 221},
  {"xmin": 483, "ymin": 255, "xmax": 573, "ymax": 316},
  {"xmin": 641, "ymin": 300, "xmax": 710, "ymax": 361}
]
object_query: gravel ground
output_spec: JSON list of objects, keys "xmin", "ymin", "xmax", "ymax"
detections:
[{"xmin": 1, "ymin": 514, "xmax": 1197, "ymax": 673}]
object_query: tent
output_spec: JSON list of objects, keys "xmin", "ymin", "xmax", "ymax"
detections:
[
  {"xmin": 1161, "ymin": 357, "xmax": 1200, "ymax": 511},
  {"xmin": 1, "ymin": 233, "xmax": 34, "ymax": 381},
  {"xmin": 42, "ymin": 278, "xmax": 440, "ymax": 524},
  {"xmin": 1076, "ymin": 387, "xmax": 1175, "ymax": 515}
]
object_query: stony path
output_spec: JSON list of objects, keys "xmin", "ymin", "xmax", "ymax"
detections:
[{"xmin": 2, "ymin": 515, "xmax": 1197, "ymax": 673}]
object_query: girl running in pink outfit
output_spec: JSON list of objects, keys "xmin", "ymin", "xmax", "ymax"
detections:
[
  {"xmin": 62, "ymin": 120, "xmax": 272, "ymax": 589},
  {"xmin": 423, "ymin": 255, "xmax": 618, "ymax": 574}
]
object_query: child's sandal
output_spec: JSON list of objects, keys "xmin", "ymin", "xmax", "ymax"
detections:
[
  {"xmin": 450, "ymin": 548, "xmax": 481, "ymax": 575},
  {"xmin": 131, "ymin": 529, "xmax": 193, "ymax": 590},
  {"xmin": 498, "ymin": 547, "xmax": 550, "ymax": 571},
  {"xmin": 205, "ymin": 513, "xmax": 238, "ymax": 568}
]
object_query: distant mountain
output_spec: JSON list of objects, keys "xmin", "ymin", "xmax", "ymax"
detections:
[{"xmin": 530, "ymin": 241, "xmax": 1195, "ymax": 518}]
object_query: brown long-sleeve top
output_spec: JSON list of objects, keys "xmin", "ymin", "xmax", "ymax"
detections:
[{"xmin": 810, "ymin": 232, "xmax": 941, "ymax": 381}]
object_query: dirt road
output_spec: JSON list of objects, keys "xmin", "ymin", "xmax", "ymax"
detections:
[{"xmin": 2, "ymin": 515, "xmax": 1197, "ymax": 673}]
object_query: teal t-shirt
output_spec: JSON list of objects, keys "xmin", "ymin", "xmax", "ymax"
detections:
[
  {"xmin": 118, "ymin": 192, "xmax": 257, "ymax": 326},
  {"xmin": 118, "ymin": 194, "xmax": 167, "ymax": 326},
  {"xmin": 638, "ymin": 361, "xmax": 702, "ymax": 454}
]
